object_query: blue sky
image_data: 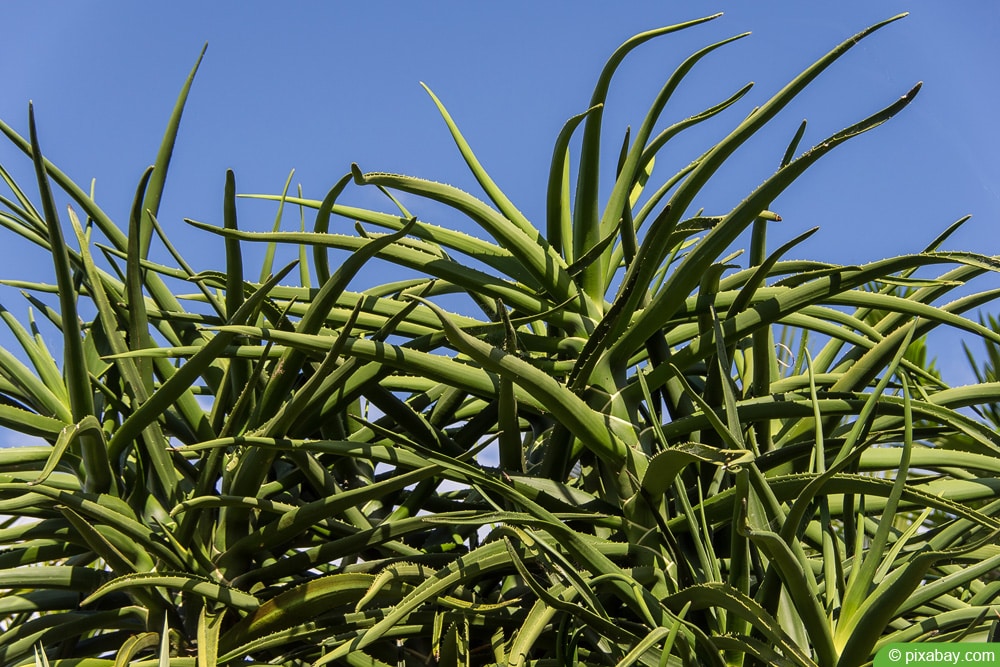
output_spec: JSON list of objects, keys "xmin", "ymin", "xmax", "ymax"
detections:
[{"xmin": 0, "ymin": 2, "xmax": 998, "ymax": 389}]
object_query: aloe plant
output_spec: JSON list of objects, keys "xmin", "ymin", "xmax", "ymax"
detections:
[{"xmin": 2, "ymin": 11, "xmax": 1000, "ymax": 667}]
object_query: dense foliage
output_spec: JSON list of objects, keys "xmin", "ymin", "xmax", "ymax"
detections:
[{"xmin": 1, "ymin": 12, "xmax": 1000, "ymax": 667}]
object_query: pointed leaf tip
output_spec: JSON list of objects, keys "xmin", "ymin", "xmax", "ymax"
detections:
[{"xmin": 350, "ymin": 163, "xmax": 365, "ymax": 185}]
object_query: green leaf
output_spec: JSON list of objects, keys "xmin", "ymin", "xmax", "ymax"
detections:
[
  {"xmin": 640, "ymin": 443, "xmax": 753, "ymax": 500},
  {"xmin": 253, "ymin": 218, "xmax": 416, "ymax": 423},
  {"xmin": 29, "ymin": 415, "xmax": 103, "ymax": 487},
  {"xmin": 663, "ymin": 584, "xmax": 816, "ymax": 667},
  {"xmin": 125, "ymin": 166, "xmax": 156, "ymax": 398},
  {"xmin": 196, "ymin": 606, "xmax": 222, "ymax": 667},
  {"xmin": 28, "ymin": 103, "xmax": 112, "ymax": 495},
  {"xmin": 546, "ymin": 104, "xmax": 601, "ymax": 265},
  {"xmin": 352, "ymin": 166, "xmax": 578, "ymax": 306},
  {"xmin": 412, "ymin": 297, "xmax": 629, "ymax": 467},
  {"xmin": 107, "ymin": 261, "xmax": 296, "ymax": 463},
  {"xmin": 113, "ymin": 633, "xmax": 159, "ymax": 667},
  {"xmin": 611, "ymin": 18, "xmax": 916, "ymax": 365},
  {"xmin": 82, "ymin": 572, "xmax": 258, "ymax": 612},
  {"xmin": 138, "ymin": 43, "xmax": 207, "ymax": 257},
  {"xmin": 573, "ymin": 13, "xmax": 724, "ymax": 302}
]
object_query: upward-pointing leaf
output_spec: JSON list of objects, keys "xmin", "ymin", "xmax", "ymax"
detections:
[{"xmin": 28, "ymin": 104, "xmax": 112, "ymax": 495}]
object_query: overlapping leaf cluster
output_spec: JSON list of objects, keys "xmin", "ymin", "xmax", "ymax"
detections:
[{"xmin": 1, "ymin": 12, "xmax": 1000, "ymax": 667}]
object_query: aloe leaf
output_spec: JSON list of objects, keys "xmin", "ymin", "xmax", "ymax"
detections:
[
  {"xmin": 640, "ymin": 443, "xmax": 753, "ymax": 501},
  {"xmin": 314, "ymin": 541, "xmax": 513, "ymax": 664},
  {"xmin": 220, "ymin": 169, "xmax": 253, "ymax": 432},
  {"xmin": 363, "ymin": 380, "xmax": 465, "ymax": 459},
  {"xmin": 126, "ymin": 167, "xmax": 156, "ymax": 399},
  {"xmin": 568, "ymin": 202, "xmax": 678, "ymax": 392},
  {"xmin": 739, "ymin": 505, "xmax": 836, "ymax": 665},
  {"xmin": 0, "ymin": 304, "xmax": 68, "ymax": 414},
  {"xmin": 352, "ymin": 166, "xmax": 577, "ymax": 306},
  {"xmin": 29, "ymin": 415, "xmax": 103, "ymax": 486},
  {"xmin": 162, "ymin": 326, "xmax": 532, "ymax": 411},
  {"xmin": 295, "ymin": 185, "xmax": 313, "ymax": 289},
  {"xmin": 67, "ymin": 207, "xmax": 181, "ymax": 498},
  {"xmin": 0, "ymin": 333, "xmax": 71, "ymax": 424},
  {"xmin": 144, "ymin": 214, "xmax": 227, "ymax": 320},
  {"xmin": 614, "ymin": 601, "xmax": 689, "ymax": 667},
  {"xmin": 62, "ymin": 505, "xmax": 157, "ymax": 574},
  {"xmin": 138, "ymin": 43, "xmax": 207, "ymax": 257},
  {"xmin": 0, "ymin": 404, "xmax": 65, "ymax": 439},
  {"xmin": 662, "ymin": 363, "xmax": 742, "ymax": 450},
  {"xmin": 892, "ymin": 550, "xmax": 1000, "ymax": 616},
  {"xmin": 413, "ymin": 297, "xmax": 628, "ymax": 467},
  {"xmin": 504, "ymin": 597, "xmax": 559, "ymax": 667},
  {"xmin": 612, "ymin": 19, "xmax": 916, "ymax": 365},
  {"xmin": 113, "ymin": 633, "xmax": 159, "ymax": 667},
  {"xmin": 837, "ymin": 532, "xmax": 999, "ymax": 665},
  {"xmin": 244, "ymin": 193, "xmax": 533, "ymax": 284},
  {"xmin": 832, "ymin": 323, "xmax": 916, "ymax": 462},
  {"xmin": 744, "ymin": 228, "xmax": 815, "ymax": 447},
  {"xmin": 0, "ymin": 608, "xmax": 145, "ymax": 667},
  {"xmin": 0, "ymin": 47, "xmax": 214, "ymax": 369},
  {"xmin": 260, "ymin": 301, "xmax": 362, "ymax": 437},
  {"xmin": 254, "ymin": 218, "xmax": 416, "ymax": 423},
  {"xmin": 221, "ymin": 170, "xmax": 245, "ymax": 318},
  {"xmin": 502, "ymin": 537, "xmax": 634, "ymax": 644},
  {"xmin": 270, "ymin": 293, "xmax": 447, "ymax": 439},
  {"xmin": 629, "ymin": 83, "xmax": 752, "ymax": 235},
  {"xmin": 184, "ymin": 219, "xmax": 573, "ymax": 325},
  {"xmin": 596, "ymin": 33, "xmax": 750, "ymax": 281},
  {"xmin": 546, "ymin": 104, "xmax": 601, "ymax": 265},
  {"xmin": 0, "ymin": 163, "xmax": 43, "ymax": 226},
  {"xmin": 670, "ymin": 470, "xmax": 1000, "ymax": 534},
  {"xmin": 218, "ymin": 572, "xmax": 378, "ymax": 650},
  {"xmin": 81, "ymin": 572, "xmax": 258, "ymax": 612},
  {"xmin": 0, "ymin": 564, "xmax": 109, "ymax": 591},
  {"xmin": 221, "ymin": 463, "xmax": 438, "ymax": 562},
  {"xmin": 573, "ymin": 13, "xmax": 723, "ymax": 301},
  {"xmin": 566, "ymin": 217, "xmax": 624, "ymax": 279},
  {"xmin": 631, "ymin": 252, "xmax": 980, "ymax": 407},
  {"xmin": 421, "ymin": 83, "xmax": 540, "ymax": 244},
  {"xmin": 304, "ymin": 173, "xmax": 351, "ymax": 287},
  {"xmin": 258, "ymin": 168, "xmax": 295, "ymax": 282},
  {"xmin": 840, "ymin": 374, "xmax": 915, "ymax": 625},
  {"xmin": 0, "ymin": 482, "xmax": 183, "ymax": 567},
  {"xmin": 196, "ymin": 606, "xmax": 222, "ymax": 667},
  {"xmin": 0, "ymin": 119, "xmax": 121, "ymax": 251},
  {"xmin": 664, "ymin": 584, "xmax": 816, "ymax": 667},
  {"xmin": 27, "ymin": 104, "xmax": 112, "ymax": 495},
  {"xmin": 824, "ymin": 289, "xmax": 1000, "ymax": 346},
  {"xmin": 0, "ymin": 210, "xmax": 50, "ymax": 250},
  {"xmin": 726, "ymin": 228, "xmax": 818, "ymax": 320},
  {"xmin": 180, "ymin": 275, "xmax": 482, "ymax": 336},
  {"xmin": 107, "ymin": 261, "xmax": 296, "ymax": 464},
  {"xmin": 496, "ymin": 300, "xmax": 524, "ymax": 473},
  {"xmin": 859, "ymin": 443, "xmax": 1000, "ymax": 477},
  {"xmin": 877, "ymin": 607, "xmax": 1000, "ymax": 648},
  {"xmin": 708, "ymin": 304, "xmax": 747, "ymax": 449}
]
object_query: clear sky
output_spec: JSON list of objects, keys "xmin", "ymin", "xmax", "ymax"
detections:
[{"xmin": 0, "ymin": 1, "xmax": 997, "ymax": 391}]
